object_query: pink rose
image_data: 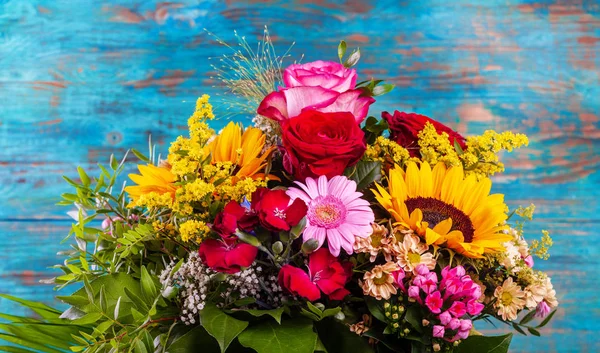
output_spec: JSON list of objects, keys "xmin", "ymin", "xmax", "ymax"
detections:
[
  {"xmin": 283, "ymin": 60, "xmax": 357, "ymax": 93},
  {"xmin": 257, "ymin": 87, "xmax": 375, "ymax": 124}
]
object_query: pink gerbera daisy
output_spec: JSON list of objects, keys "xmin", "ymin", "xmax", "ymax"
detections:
[{"xmin": 286, "ymin": 175, "xmax": 375, "ymax": 256}]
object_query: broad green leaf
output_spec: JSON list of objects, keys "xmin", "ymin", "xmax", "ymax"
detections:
[
  {"xmin": 364, "ymin": 297, "xmax": 387, "ymax": 323},
  {"xmin": 165, "ymin": 325, "xmax": 223, "ymax": 353},
  {"xmin": 0, "ymin": 333, "xmax": 66, "ymax": 353},
  {"xmin": 454, "ymin": 333, "xmax": 513, "ymax": 353},
  {"xmin": 404, "ymin": 306, "xmax": 423, "ymax": 333},
  {"xmin": 229, "ymin": 308, "xmax": 285, "ymax": 324},
  {"xmin": 315, "ymin": 319, "xmax": 374, "ymax": 353},
  {"xmin": 344, "ymin": 161, "xmax": 382, "ymax": 191},
  {"xmin": 200, "ymin": 303, "xmax": 249, "ymax": 353},
  {"xmin": 238, "ymin": 318, "xmax": 317, "ymax": 353},
  {"xmin": 77, "ymin": 166, "xmax": 91, "ymax": 186}
]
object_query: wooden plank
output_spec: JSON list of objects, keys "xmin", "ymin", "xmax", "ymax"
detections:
[{"xmin": 0, "ymin": 0, "xmax": 598, "ymax": 352}]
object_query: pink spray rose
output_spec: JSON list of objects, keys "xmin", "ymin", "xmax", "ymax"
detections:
[{"xmin": 283, "ymin": 60, "xmax": 357, "ymax": 92}]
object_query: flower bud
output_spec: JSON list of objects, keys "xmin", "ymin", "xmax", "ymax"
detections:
[
  {"xmin": 272, "ymin": 241, "xmax": 284, "ymax": 255},
  {"xmin": 334, "ymin": 311, "xmax": 346, "ymax": 321},
  {"xmin": 302, "ymin": 239, "xmax": 320, "ymax": 254}
]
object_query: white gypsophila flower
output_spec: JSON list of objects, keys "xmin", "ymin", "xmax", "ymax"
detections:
[
  {"xmin": 500, "ymin": 241, "xmax": 521, "ymax": 270},
  {"xmin": 160, "ymin": 252, "xmax": 290, "ymax": 325}
]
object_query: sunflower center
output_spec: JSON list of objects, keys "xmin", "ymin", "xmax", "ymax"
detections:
[
  {"xmin": 501, "ymin": 291, "xmax": 514, "ymax": 306},
  {"xmin": 405, "ymin": 197, "xmax": 475, "ymax": 243},
  {"xmin": 407, "ymin": 252, "xmax": 422, "ymax": 265},
  {"xmin": 308, "ymin": 195, "xmax": 346, "ymax": 229}
]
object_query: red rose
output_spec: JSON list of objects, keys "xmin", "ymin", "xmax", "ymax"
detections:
[
  {"xmin": 382, "ymin": 111, "xmax": 467, "ymax": 157},
  {"xmin": 281, "ymin": 110, "xmax": 366, "ymax": 180},
  {"xmin": 278, "ymin": 248, "xmax": 351, "ymax": 301},
  {"xmin": 251, "ymin": 188, "xmax": 307, "ymax": 231},
  {"xmin": 198, "ymin": 238, "xmax": 258, "ymax": 274},
  {"xmin": 212, "ymin": 201, "xmax": 258, "ymax": 237}
]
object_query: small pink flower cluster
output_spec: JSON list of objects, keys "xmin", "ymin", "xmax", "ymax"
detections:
[{"xmin": 395, "ymin": 264, "xmax": 484, "ymax": 342}]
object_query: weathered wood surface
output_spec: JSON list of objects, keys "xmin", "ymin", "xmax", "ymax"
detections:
[{"xmin": 0, "ymin": 0, "xmax": 598, "ymax": 351}]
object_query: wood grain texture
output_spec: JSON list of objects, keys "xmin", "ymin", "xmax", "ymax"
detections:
[{"xmin": 0, "ymin": 0, "xmax": 598, "ymax": 352}]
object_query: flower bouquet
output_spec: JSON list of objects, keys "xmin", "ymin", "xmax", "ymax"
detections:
[{"xmin": 1, "ymin": 33, "xmax": 558, "ymax": 353}]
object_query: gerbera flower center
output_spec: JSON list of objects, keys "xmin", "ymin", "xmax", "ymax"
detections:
[
  {"xmin": 405, "ymin": 197, "xmax": 475, "ymax": 243},
  {"xmin": 308, "ymin": 195, "xmax": 346, "ymax": 229}
]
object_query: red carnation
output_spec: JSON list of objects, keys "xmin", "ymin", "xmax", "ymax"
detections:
[
  {"xmin": 281, "ymin": 110, "xmax": 366, "ymax": 180},
  {"xmin": 251, "ymin": 188, "xmax": 307, "ymax": 232},
  {"xmin": 198, "ymin": 238, "xmax": 258, "ymax": 274},
  {"xmin": 278, "ymin": 248, "xmax": 352, "ymax": 301},
  {"xmin": 212, "ymin": 201, "xmax": 258, "ymax": 237},
  {"xmin": 382, "ymin": 111, "xmax": 467, "ymax": 157}
]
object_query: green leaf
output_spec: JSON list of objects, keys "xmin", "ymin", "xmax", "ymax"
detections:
[
  {"xmin": 454, "ymin": 139, "xmax": 465, "ymax": 155},
  {"xmin": 519, "ymin": 310, "xmax": 536, "ymax": 325},
  {"xmin": 166, "ymin": 325, "xmax": 221, "ymax": 353},
  {"xmin": 77, "ymin": 166, "xmax": 91, "ymax": 186},
  {"xmin": 527, "ymin": 327, "xmax": 541, "ymax": 336},
  {"xmin": 132, "ymin": 148, "xmax": 150, "ymax": 163},
  {"xmin": 230, "ymin": 308, "xmax": 285, "ymax": 324},
  {"xmin": 200, "ymin": 303, "xmax": 249, "ymax": 353},
  {"xmin": 0, "ymin": 345, "xmax": 39, "ymax": 353},
  {"xmin": 72, "ymin": 312, "xmax": 103, "ymax": 325},
  {"xmin": 454, "ymin": 333, "xmax": 513, "ymax": 353},
  {"xmin": 512, "ymin": 322, "xmax": 527, "ymax": 335},
  {"xmin": 344, "ymin": 48, "xmax": 361, "ymax": 68},
  {"xmin": 338, "ymin": 40, "xmax": 347, "ymax": 63},
  {"xmin": 140, "ymin": 266, "xmax": 158, "ymax": 301},
  {"xmin": 235, "ymin": 230, "xmax": 262, "ymax": 247},
  {"xmin": 536, "ymin": 309, "xmax": 557, "ymax": 328},
  {"xmin": 404, "ymin": 306, "xmax": 423, "ymax": 333},
  {"xmin": 344, "ymin": 161, "xmax": 382, "ymax": 191},
  {"xmin": 0, "ymin": 294, "xmax": 61, "ymax": 320},
  {"xmin": 315, "ymin": 318, "xmax": 374, "ymax": 353},
  {"xmin": 371, "ymin": 84, "xmax": 395, "ymax": 97},
  {"xmin": 315, "ymin": 337, "xmax": 328, "ymax": 352},
  {"xmin": 238, "ymin": 318, "xmax": 317, "ymax": 353},
  {"xmin": 364, "ymin": 297, "xmax": 386, "ymax": 323}
]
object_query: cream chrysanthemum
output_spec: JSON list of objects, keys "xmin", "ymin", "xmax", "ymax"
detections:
[
  {"xmin": 494, "ymin": 277, "xmax": 526, "ymax": 321},
  {"xmin": 361, "ymin": 262, "xmax": 399, "ymax": 300},
  {"xmin": 393, "ymin": 234, "xmax": 436, "ymax": 273}
]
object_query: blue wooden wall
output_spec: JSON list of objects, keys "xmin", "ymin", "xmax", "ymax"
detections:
[{"xmin": 0, "ymin": 0, "xmax": 598, "ymax": 352}]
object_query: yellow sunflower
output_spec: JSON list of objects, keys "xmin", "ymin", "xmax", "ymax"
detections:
[
  {"xmin": 207, "ymin": 121, "xmax": 277, "ymax": 181},
  {"xmin": 372, "ymin": 161, "xmax": 510, "ymax": 258},
  {"xmin": 124, "ymin": 164, "xmax": 178, "ymax": 201}
]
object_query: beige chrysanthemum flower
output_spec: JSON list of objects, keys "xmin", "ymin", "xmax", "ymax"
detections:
[
  {"xmin": 494, "ymin": 277, "xmax": 526, "ymax": 321},
  {"xmin": 349, "ymin": 314, "xmax": 372, "ymax": 336},
  {"xmin": 354, "ymin": 223, "xmax": 395, "ymax": 262},
  {"xmin": 361, "ymin": 262, "xmax": 398, "ymax": 300},
  {"xmin": 393, "ymin": 234, "xmax": 436, "ymax": 273},
  {"xmin": 524, "ymin": 282, "xmax": 545, "ymax": 309},
  {"xmin": 541, "ymin": 277, "xmax": 558, "ymax": 308}
]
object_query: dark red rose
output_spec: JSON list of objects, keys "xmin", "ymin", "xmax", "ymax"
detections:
[
  {"xmin": 278, "ymin": 248, "xmax": 351, "ymax": 301},
  {"xmin": 212, "ymin": 201, "xmax": 258, "ymax": 237},
  {"xmin": 382, "ymin": 111, "xmax": 467, "ymax": 157},
  {"xmin": 281, "ymin": 110, "xmax": 366, "ymax": 180},
  {"xmin": 250, "ymin": 188, "xmax": 307, "ymax": 231},
  {"xmin": 198, "ymin": 238, "xmax": 258, "ymax": 274}
]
